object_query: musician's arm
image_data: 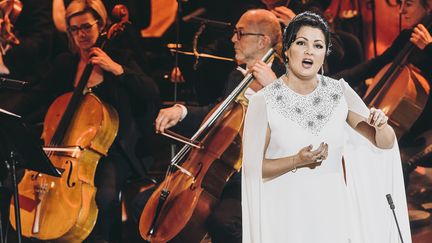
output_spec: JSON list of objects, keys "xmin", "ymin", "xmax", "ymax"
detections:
[
  {"xmin": 332, "ymin": 30, "xmax": 410, "ymax": 86},
  {"xmin": 4, "ymin": 0, "xmax": 53, "ymax": 64},
  {"xmin": 109, "ymin": 48, "xmax": 159, "ymax": 102}
]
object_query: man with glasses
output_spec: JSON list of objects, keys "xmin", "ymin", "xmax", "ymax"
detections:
[{"xmin": 150, "ymin": 9, "xmax": 285, "ymax": 243}]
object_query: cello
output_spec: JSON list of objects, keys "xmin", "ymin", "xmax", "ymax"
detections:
[
  {"xmin": 363, "ymin": 16, "xmax": 432, "ymax": 139},
  {"xmin": 9, "ymin": 5, "xmax": 129, "ymax": 242},
  {"xmin": 139, "ymin": 49, "xmax": 275, "ymax": 243}
]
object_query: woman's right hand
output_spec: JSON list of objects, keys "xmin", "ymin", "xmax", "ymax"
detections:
[{"xmin": 296, "ymin": 142, "xmax": 328, "ymax": 167}]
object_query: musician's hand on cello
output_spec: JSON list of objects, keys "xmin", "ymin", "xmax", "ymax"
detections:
[
  {"xmin": 89, "ymin": 47, "xmax": 124, "ymax": 75},
  {"xmin": 410, "ymin": 24, "xmax": 432, "ymax": 50},
  {"xmin": 155, "ymin": 105, "xmax": 184, "ymax": 133},
  {"xmin": 270, "ymin": 6, "xmax": 295, "ymax": 26},
  {"xmin": 249, "ymin": 60, "xmax": 277, "ymax": 91},
  {"xmin": 170, "ymin": 66, "xmax": 185, "ymax": 83}
]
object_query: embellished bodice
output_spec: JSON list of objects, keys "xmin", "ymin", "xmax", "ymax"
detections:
[
  {"xmin": 262, "ymin": 75, "xmax": 344, "ymax": 135},
  {"xmin": 260, "ymin": 75, "xmax": 349, "ymax": 174}
]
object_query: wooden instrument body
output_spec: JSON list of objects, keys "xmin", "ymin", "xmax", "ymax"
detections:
[
  {"xmin": 10, "ymin": 93, "xmax": 118, "ymax": 242},
  {"xmin": 365, "ymin": 64, "xmax": 430, "ymax": 139},
  {"xmin": 139, "ymin": 103, "xmax": 245, "ymax": 243}
]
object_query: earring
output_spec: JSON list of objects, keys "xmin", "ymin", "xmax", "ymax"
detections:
[
  {"xmin": 320, "ymin": 65, "xmax": 324, "ymax": 76},
  {"xmin": 284, "ymin": 63, "xmax": 290, "ymax": 77}
]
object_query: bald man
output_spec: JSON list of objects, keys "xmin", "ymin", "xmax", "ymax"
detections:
[
  {"xmin": 135, "ymin": 9, "xmax": 285, "ymax": 243},
  {"xmin": 155, "ymin": 9, "xmax": 284, "ymax": 134},
  {"xmin": 157, "ymin": 9, "xmax": 285, "ymax": 243}
]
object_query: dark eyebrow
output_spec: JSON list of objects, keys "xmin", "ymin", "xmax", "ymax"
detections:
[
  {"xmin": 295, "ymin": 36, "xmax": 324, "ymax": 43},
  {"xmin": 295, "ymin": 36, "xmax": 308, "ymax": 41}
]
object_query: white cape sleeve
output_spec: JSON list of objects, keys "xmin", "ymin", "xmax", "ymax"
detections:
[
  {"xmin": 241, "ymin": 92, "xmax": 268, "ymax": 243},
  {"xmin": 341, "ymin": 79, "xmax": 412, "ymax": 243}
]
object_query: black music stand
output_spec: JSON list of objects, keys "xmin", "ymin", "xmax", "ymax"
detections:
[
  {"xmin": 0, "ymin": 108, "xmax": 60, "ymax": 243},
  {"xmin": 0, "ymin": 77, "xmax": 28, "ymax": 91}
]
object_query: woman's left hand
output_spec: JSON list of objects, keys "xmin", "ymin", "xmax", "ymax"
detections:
[
  {"xmin": 367, "ymin": 107, "xmax": 388, "ymax": 130},
  {"xmin": 89, "ymin": 47, "xmax": 124, "ymax": 75}
]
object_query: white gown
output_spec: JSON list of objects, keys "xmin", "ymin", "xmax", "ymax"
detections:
[{"xmin": 241, "ymin": 76, "xmax": 411, "ymax": 243}]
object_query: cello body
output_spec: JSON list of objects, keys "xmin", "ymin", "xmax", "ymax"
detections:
[
  {"xmin": 139, "ymin": 102, "xmax": 245, "ymax": 243},
  {"xmin": 8, "ymin": 5, "xmax": 133, "ymax": 241},
  {"xmin": 139, "ymin": 48, "xmax": 274, "ymax": 243},
  {"xmin": 10, "ymin": 93, "xmax": 118, "ymax": 242},
  {"xmin": 363, "ymin": 16, "xmax": 432, "ymax": 139},
  {"xmin": 364, "ymin": 64, "xmax": 430, "ymax": 139}
]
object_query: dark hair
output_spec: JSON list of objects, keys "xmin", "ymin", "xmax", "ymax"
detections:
[
  {"xmin": 281, "ymin": 11, "xmax": 331, "ymax": 62},
  {"xmin": 397, "ymin": 0, "xmax": 430, "ymax": 9}
]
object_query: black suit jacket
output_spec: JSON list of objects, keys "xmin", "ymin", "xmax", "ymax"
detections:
[
  {"xmin": 176, "ymin": 57, "xmax": 286, "ymax": 136},
  {"xmin": 40, "ymin": 48, "xmax": 160, "ymax": 176}
]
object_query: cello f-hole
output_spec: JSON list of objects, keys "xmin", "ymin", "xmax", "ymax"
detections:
[
  {"xmin": 190, "ymin": 162, "xmax": 203, "ymax": 190},
  {"xmin": 65, "ymin": 160, "xmax": 76, "ymax": 188}
]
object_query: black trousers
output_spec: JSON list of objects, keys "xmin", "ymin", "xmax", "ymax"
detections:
[
  {"xmin": 87, "ymin": 147, "xmax": 132, "ymax": 243},
  {"xmin": 206, "ymin": 172, "xmax": 241, "ymax": 243}
]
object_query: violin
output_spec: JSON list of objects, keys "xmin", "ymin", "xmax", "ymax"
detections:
[
  {"xmin": 9, "ymin": 5, "xmax": 129, "ymax": 242},
  {"xmin": 139, "ymin": 49, "xmax": 275, "ymax": 243}
]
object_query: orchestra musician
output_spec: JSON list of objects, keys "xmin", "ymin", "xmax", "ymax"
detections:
[
  {"xmin": 334, "ymin": 0, "xmax": 432, "ymax": 145},
  {"xmin": 37, "ymin": 0, "xmax": 159, "ymax": 242},
  {"xmin": 0, "ymin": 0, "xmax": 54, "ymax": 118},
  {"xmin": 134, "ymin": 9, "xmax": 285, "ymax": 243},
  {"xmin": 332, "ymin": 0, "xmax": 432, "ymax": 222}
]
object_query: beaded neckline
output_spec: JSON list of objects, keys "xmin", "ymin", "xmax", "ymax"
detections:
[{"xmin": 263, "ymin": 75, "xmax": 343, "ymax": 135}]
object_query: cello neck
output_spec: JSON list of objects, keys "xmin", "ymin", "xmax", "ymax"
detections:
[
  {"xmin": 364, "ymin": 16, "xmax": 432, "ymax": 105},
  {"xmin": 49, "ymin": 33, "xmax": 108, "ymax": 146},
  {"xmin": 170, "ymin": 48, "xmax": 275, "ymax": 165}
]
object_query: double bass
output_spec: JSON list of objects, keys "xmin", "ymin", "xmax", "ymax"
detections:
[
  {"xmin": 139, "ymin": 49, "xmax": 275, "ymax": 243},
  {"xmin": 363, "ymin": 17, "xmax": 432, "ymax": 139},
  {"xmin": 9, "ymin": 6, "xmax": 129, "ymax": 242}
]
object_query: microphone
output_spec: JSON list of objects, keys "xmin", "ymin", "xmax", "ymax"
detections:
[
  {"xmin": 386, "ymin": 194, "xmax": 404, "ymax": 243},
  {"xmin": 386, "ymin": 194, "xmax": 395, "ymax": 209}
]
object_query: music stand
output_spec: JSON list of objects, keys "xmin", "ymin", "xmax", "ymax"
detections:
[
  {"xmin": 0, "ymin": 108, "xmax": 60, "ymax": 243},
  {"xmin": 0, "ymin": 77, "xmax": 29, "ymax": 91}
]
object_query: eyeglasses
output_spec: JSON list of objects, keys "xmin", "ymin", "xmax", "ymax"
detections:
[
  {"xmin": 68, "ymin": 20, "xmax": 99, "ymax": 35},
  {"xmin": 233, "ymin": 28, "xmax": 265, "ymax": 41}
]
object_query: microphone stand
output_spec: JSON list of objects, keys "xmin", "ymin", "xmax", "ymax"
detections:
[
  {"xmin": 0, "ymin": 181, "xmax": 4, "ymax": 243},
  {"xmin": 386, "ymin": 194, "xmax": 404, "ymax": 243},
  {"xmin": 169, "ymin": 0, "xmax": 184, "ymax": 159},
  {"xmin": 8, "ymin": 152, "xmax": 22, "ymax": 243}
]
